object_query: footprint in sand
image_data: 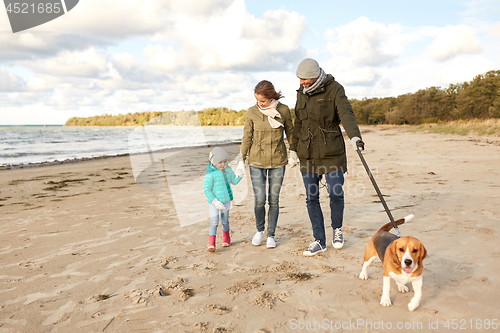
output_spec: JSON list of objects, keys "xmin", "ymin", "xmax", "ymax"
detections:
[
  {"xmin": 206, "ymin": 304, "xmax": 232, "ymax": 315},
  {"xmin": 253, "ymin": 291, "xmax": 276, "ymax": 309},
  {"xmin": 226, "ymin": 279, "xmax": 261, "ymax": 295}
]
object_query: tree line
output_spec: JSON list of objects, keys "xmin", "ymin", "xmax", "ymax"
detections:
[
  {"xmin": 350, "ymin": 70, "xmax": 500, "ymax": 124},
  {"xmin": 65, "ymin": 108, "xmax": 247, "ymax": 127},
  {"xmin": 65, "ymin": 70, "xmax": 499, "ymax": 127}
]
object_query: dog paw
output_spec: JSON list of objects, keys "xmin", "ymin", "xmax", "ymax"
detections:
[
  {"xmin": 408, "ymin": 299, "xmax": 419, "ymax": 311},
  {"xmin": 380, "ymin": 298, "xmax": 392, "ymax": 307},
  {"xmin": 359, "ymin": 271, "xmax": 368, "ymax": 280},
  {"xmin": 397, "ymin": 284, "xmax": 409, "ymax": 293}
]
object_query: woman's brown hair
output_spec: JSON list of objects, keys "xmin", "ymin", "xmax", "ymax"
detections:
[{"xmin": 254, "ymin": 80, "xmax": 283, "ymax": 100}]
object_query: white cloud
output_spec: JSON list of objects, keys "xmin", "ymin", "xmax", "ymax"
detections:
[
  {"xmin": 432, "ymin": 54, "xmax": 496, "ymax": 85},
  {"xmin": 26, "ymin": 76, "xmax": 50, "ymax": 91},
  {"xmin": 321, "ymin": 17, "xmax": 406, "ymax": 89},
  {"xmin": 323, "ymin": 56, "xmax": 378, "ymax": 86},
  {"xmin": 112, "ymin": 52, "xmax": 167, "ymax": 83},
  {"xmin": 2, "ymin": 0, "xmax": 307, "ymax": 75},
  {"xmin": 488, "ymin": 23, "xmax": 500, "ymax": 37},
  {"xmin": 0, "ymin": 68, "xmax": 25, "ymax": 91},
  {"xmin": 0, "ymin": 0, "xmax": 172, "ymax": 61},
  {"xmin": 2, "ymin": 0, "xmax": 307, "ymax": 72},
  {"xmin": 20, "ymin": 48, "xmax": 108, "ymax": 77},
  {"xmin": 45, "ymin": 0, "xmax": 172, "ymax": 39},
  {"xmin": 426, "ymin": 25, "xmax": 483, "ymax": 61},
  {"xmin": 143, "ymin": 45, "xmax": 180, "ymax": 73},
  {"xmin": 148, "ymin": 0, "xmax": 307, "ymax": 72},
  {"xmin": 114, "ymin": 89, "xmax": 157, "ymax": 104},
  {"xmin": 325, "ymin": 17, "xmax": 405, "ymax": 66},
  {"xmin": 168, "ymin": 0, "xmax": 233, "ymax": 16},
  {"xmin": 0, "ymin": 32, "xmax": 59, "ymax": 61},
  {"xmin": 95, "ymin": 65, "xmax": 142, "ymax": 91}
]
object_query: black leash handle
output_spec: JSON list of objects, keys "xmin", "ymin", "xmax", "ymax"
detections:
[{"xmin": 356, "ymin": 149, "xmax": 401, "ymax": 237}]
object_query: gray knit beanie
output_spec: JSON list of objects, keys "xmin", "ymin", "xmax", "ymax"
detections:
[
  {"xmin": 209, "ymin": 147, "xmax": 228, "ymax": 166},
  {"xmin": 296, "ymin": 58, "xmax": 321, "ymax": 79}
]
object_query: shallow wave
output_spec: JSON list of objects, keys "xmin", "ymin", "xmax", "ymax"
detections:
[{"xmin": 0, "ymin": 126, "xmax": 244, "ymax": 166}]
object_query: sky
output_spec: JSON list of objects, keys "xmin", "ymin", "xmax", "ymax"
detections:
[{"xmin": 0, "ymin": 0, "xmax": 499, "ymax": 125}]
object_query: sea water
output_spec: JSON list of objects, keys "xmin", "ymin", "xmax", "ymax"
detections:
[{"xmin": 0, "ymin": 125, "xmax": 244, "ymax": 166}]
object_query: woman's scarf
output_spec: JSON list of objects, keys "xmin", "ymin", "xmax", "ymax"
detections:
[
  {"xmin": 303, "ymin": 68, "xmax": 327, "ymax": 95},
  {"xmin": 257, "ymin": 99, "xmax": 283, "ymax": 128}
]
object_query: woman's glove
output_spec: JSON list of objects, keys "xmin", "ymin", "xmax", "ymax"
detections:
[
  {"xmin": 212, "ymin": 198, "xmax": 226, "ymax": 210},
  {"xmin": 236, "ymin": 161, "xmax": 245, "ymax": 177},
  {"xmin": 288, "ymin": 150, "xmax": 299, "ymax": 168},
  {"xmin": 351, "ymin": 137, "xmax": 365, "ymax": 151}
]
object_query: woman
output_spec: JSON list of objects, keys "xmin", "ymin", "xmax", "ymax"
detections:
[{"xmin": 240, "ymin": 80, "xmax": 296, "ymax": 248}]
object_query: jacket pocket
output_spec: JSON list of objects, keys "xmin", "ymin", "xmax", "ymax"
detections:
[
  {"xmin": 316, "ymin": 98, "xmax": 333, "ymax": 106},
  {"xmin": 296, "ymin": 130, "xmax": 311, "ymax": 159},
  {"xmin": 249, "ymin": 130, "xmax": 264, "ymax": 165},
  {"xmin": 271, "ymin": 130, "xmax": 287, "ymax": 165},
  {"xmin": 319, "ymin": 126, "xmax": 345, "ymax": 157},
  {"xmin": 295, "ymin": 101, "xmax": 308, "ymax": 121}
]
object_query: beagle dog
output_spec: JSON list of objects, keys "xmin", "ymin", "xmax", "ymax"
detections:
[{"xmin": 359, "ymin": 214, "xmax": 427, "ymax": 311}]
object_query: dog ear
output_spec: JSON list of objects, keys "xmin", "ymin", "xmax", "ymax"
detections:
[
  {"xmin": 420, "ymin": 243, "xmax": 427, "ymax": 261},
  {"xmin": 385, "ymin": 239, "xmax": 401, "ymax": 268}
]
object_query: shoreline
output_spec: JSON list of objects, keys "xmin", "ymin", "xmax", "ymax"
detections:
[
  {"xmin": 3, "ymin": 124, "xmax": 500, "ymax": 171},
  {"xmin": 0, "ymin": 140, "xmax": 243, "ymax": 171}
]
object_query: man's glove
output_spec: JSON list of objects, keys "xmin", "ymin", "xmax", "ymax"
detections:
[
  {"xmin": 236, "ymin": 161, "xmax": 245, "ymax": 177},
  {"xmin": 288, "ymin": 150, "xmax": 299, "ymax": 168},
  {"xmin": 351, "ymin": 137, "xmax": 365, "ymax": 151},
  {"xmin": 212, "ymin": 198, "xmax": 226, "ymax": 210}
]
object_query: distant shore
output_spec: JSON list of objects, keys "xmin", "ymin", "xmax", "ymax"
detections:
[{"xmin": 63, "ymin": 125, "xmax": 245, "ymax": 128}]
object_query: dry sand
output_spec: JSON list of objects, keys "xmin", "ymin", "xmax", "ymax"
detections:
[{"xmin": 0, "ymin": 126, "xmax": 499, "ymax": 333}]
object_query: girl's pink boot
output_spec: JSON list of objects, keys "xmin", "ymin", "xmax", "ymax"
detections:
[
  {"xmin": 208, "ymin": 235, "xmax": 216, "ymax": 252},
  {"xmin": 222, "ymin": 230, "xmax": 231, "ymax": 247}
]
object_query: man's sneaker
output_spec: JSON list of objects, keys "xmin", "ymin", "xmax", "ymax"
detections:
[
  {"xmin": 303, "ymin": 240, "xmax": 326, "ymax": 256},
  {"xmin": 332, "ymin": 228, "xmax": 344, "ymax": 249},
  {"xmin": 252, "ymin": 231, "xmax": 265, "ymax": 246},
  {"xmin": 266, "ymin": 237, "xmax": 276, "ymax": 249}
]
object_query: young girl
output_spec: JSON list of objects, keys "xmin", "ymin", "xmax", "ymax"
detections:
[{"xmin": 203, "ymin": 147, "xmax": 244, "ymax": 252}]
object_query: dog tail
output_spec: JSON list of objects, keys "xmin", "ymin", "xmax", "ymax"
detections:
[{"xmin": 377, "ymin": 214, "xmax": 414, "ymax": 232}]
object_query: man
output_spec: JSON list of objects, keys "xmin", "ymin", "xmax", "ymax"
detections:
[{"xmin": 289, "ymin": 58, "xmax": 364, "ymax": 256}]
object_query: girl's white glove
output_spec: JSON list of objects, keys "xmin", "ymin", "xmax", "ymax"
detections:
[
  {"xmin": 212, "ymin": 198, "xmax": 226, "ymax": 210},
  {"xmin": 236, "ymin": 161, "xmax": 245, "ymax": 177},
  {"xmin": 288, "ymin": 150, "xmax": 299, "ymax": 168}
]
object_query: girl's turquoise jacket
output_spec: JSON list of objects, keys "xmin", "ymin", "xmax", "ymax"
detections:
[{"xmin": 203, "ymin": 163, "xmax": 242, "ymax": 203}]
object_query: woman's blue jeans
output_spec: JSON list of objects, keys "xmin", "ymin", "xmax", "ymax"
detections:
[
  {"xmin": 249, "ymin": 166, "xmax": 285, "ymax": 237},
  {"xmin": 301, "ymin": 172, "xmax": 344, "ymax": 247},
  {"xmin": 209, "ymin": 201, "xmax": 231, "ymax": 236}
]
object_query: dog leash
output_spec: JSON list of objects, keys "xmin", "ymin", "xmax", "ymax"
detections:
[{"xmin": 356, "ymin": 148, "xmax": 401, "ymax": 237}]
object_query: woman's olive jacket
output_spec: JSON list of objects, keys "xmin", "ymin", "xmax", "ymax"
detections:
[{"xmin": 241, "ymin": 102, "xmax": 294, "ymax": 169}]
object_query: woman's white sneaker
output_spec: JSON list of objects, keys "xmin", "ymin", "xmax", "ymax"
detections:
[
  {"xmin": 252, "ymin": 231, "xmax": 265, "ymax": 246},
  {"xmin": 266, "ymin": 237, "xmax": 276, "ymax": 248}
]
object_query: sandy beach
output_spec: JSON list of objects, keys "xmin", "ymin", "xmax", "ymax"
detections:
[{"xmin": 0, "ymin": 126, "xmax": 499, "ymax": 333}]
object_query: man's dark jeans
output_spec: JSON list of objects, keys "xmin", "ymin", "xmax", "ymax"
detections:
[{"xmin": 301, "ymin": 171, "xmax": 344, "ymax": 247}]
